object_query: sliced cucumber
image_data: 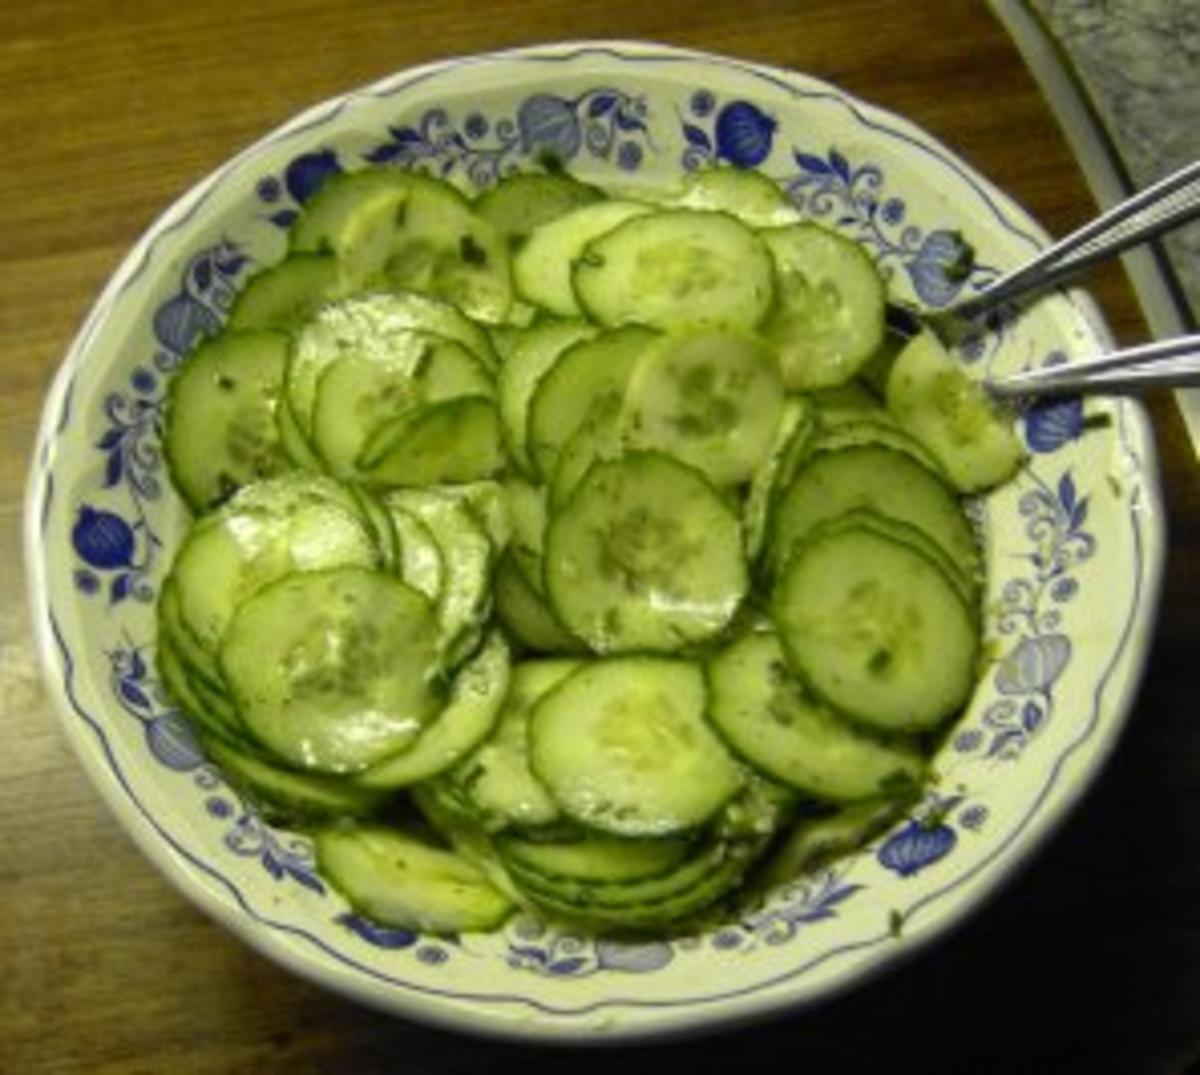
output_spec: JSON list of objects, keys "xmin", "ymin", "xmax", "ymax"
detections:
[
  {"xmin": 289, "ymin": 167, "xmax": 409, "ymax": 273},
  {"xmin": 773, "ymin": 522, "xmax": 979, "ymax": 731},
  {"xmin": 548, "ymin": 392, "xmax": 624, "ymax": 512},
  {"xmin": 385, "ymin": 502, "xmax": 444, "ymax": 605},
  {"xmin": 275, "ymin": 388, "xmax": 324, "ymax": 470},
  {"xmin": 526, "ymin": 325, "xmax": 656, "ymax": 480},
  {"xmin": 315, "ymin": 824, "xmax": 514, "ymax": 934},
  {"xmin": 707, "ymin": 631, "xmax": 925, "ymax": 801},
  {"xmin": 220, "ymin": 566, "xmax": 443, "ymax": 773},
  {"xmin": 673, "ymin": 166, "xmax": 798, "ymax": 227},
  {"xmin": 157, "ymin": 636, "xmax": 242, "ymax": 742},
  {"xmin": 449, "ymin": 658, "xmax": 582, "ymax": 832},
  {"xmin": 475, "ymin": 172, "xmax": 605, "ymax": 246},
  {"xmin": 164, "ymin": 330, "xmax": 291, "ymax": 513},
  {"xmin": 513, "ymin": 200, "xmax": 651, "ymax": 316},
  {"xmin": 743, "ymin": 397, "xmax": 816, "ymax": 563},
  {"xmin": 886, "ymin": 329, "xmax": 1025, "ymax": 492},
  {"xmin": 492, "ymin": 553, "xmax": 585, "ymax": 655},
  {"xmin": 359, "ymin": 396, "xmax": 504, "ymax": 487},
  {"xmin": 502, "ymin": 476, "xmax": 548, "ymax": 593},
  {"xmin": 621, "ymin": 329, "xmax": 785, "ymax": 486},
  {"xmin": 497, "ymin": 319, "xmax": 597, "ymax": 474},
  {"xmin": 543, "ymin": 452, "xmax": 748, "ymax": 653},
  {"xmin": 343, "ymin": 483, "xmax": 400, "ymax": 574},
  {"xmin": 498, "ymin": 832, "xmax": 694, "ymax": 886},
  {"xmin": 810, "ymin": 416, "xmax": 943, "ymax": 474},
  {"xmin": 157, "ymin": 577, "xmax": 224, "ymax": 691},
  {"xmin": 353, "ymin": 631, "xmax": 510, "ymax": 789},
  {"xmin": 226, "ymin": 254, "xmax": 349, "ymax": 332},
  {"xmin": 573, "ymin": 209, "xmax": 775, "ymax": 332},
  {"xmin": 761, "ymin": 223, "xmax": 886, "ymax": 390},
  {"xmin": 528, "ymin": 657, "xmax": 743, "ymax": 837},
  {"xmin": 768, "ymin": 444, "xmax": 980, "ymax": 583}
]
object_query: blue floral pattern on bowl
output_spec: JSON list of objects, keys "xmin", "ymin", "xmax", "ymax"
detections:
[{"xmin": 28, "ymin": 43, "xmax": 1162, "ymax": 1040}]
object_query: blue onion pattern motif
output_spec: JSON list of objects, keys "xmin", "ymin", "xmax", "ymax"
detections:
[
  {"xmin": 595, "ymin": 939, "xmax": 674, "ymax": 973},
  {"xmin": 285, "ymin": 149, "xmax": 342, "ymax": 203},
  {"xmin": 73, "ymin": 506, "xmax": 136, "ymax": 570},
  {"xmin": 336, "ymin": 913, "xmax": 419, "ymax": 949},
  {"xmin": 878, "ymin": 818, "xmax": 957, "ymax": 877},
  {"xmin": 1025, "ymin": 396, "xmax": 1085, "ymax": 453},
  {"xmin": 518, "ymin": 93, "xmax": 583, "ymax": 159},
  {"xmin": 714, "ymin": 100, "xmax": 777, "ymax": 166},
  {"xmin": 996, "ymin": 634, "xmax": 1071, "ymax": 695},
  {"xmin": 904, "ymin": 230, "xmax": 975, "ymax": 307},
  {"xmin": 152, "ymin": 240, "xmax": 247, "ymax": 355},
  {"xmin": 145, "ymin": 711, "xmax": 205, "ymax": 772}
]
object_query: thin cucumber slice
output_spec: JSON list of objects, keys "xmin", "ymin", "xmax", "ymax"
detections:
[
  {"xmin": 202, "ymin": 733, "xmax": 386, "ymax": 822},
  {"xmin": 275, "ymin": 387, "xmax": 324, "ymax": 470},
  {"xmin": 475, "ymin": 172, "xmax": 605, "ymax": 246},
  {"xmin": 344, "ymin": 483, "xmax": 400, "ymax": 573},
  {"xmin": 164, "ymin": 330, "xmax": 291, "ymax": 513},
  {"xmin": 353, "ymin": 632, "xmax": 511, "ymax": 789},
  {"xmin": 385, "ymin": 502, "xmax": 444, "ymax": 605},
  {"xmin": 314, "ymin": 824, "xmax": 514, "ymax": 934},
  {"xmin": 767, "ymin": 444, "xmax": 980, "ymax": 583},
  {"xmin": 220, "ymin": 566, "xmax": 443, "ymax": 773},
  {"xmin": 810, "ymin": 416, "xmax": 943, "ymax": 474},
  {"xmin": 673, "ymin": 167, "xmax": 799, "ymax": 227},
  {"xmin": 157, "ymin": 577, "xmax": 223, "ymax": 691},
  {"xmin": 382, "ymin": 488, "xmax": 493, "ymax": 667},
  {"xmin": 808, "ymin": 381, "xmax": 888, "ymax": 426},
  {"xmin": 528, "ymin": 658, "xmax": 743, "ymax": 837},
  {"xmin": 289, "ymin": 167, "xmax": 409, "ymax": 268},
  {"xmin": 449, "ymin": 658, "xmax": 582, "ymax": 832},
  {"xmin": 621, "ymin": 329, "xmax": 785, "ymax": 486},
  {"xmin": 548, "ymin": 392, "xmax": 623, "ymax": 512},
  {"xmin": 773, "ymin": 523, "xmax": 979, "ymax": 731},
  {"xmin": 359, "ymin": 396, "xmax": 504, "ymax": 487},
  {"xmin": 171, "ymin": 474, "xmax": 380, "ymax": 663},
  {"xmin": 502, "ymin": 476, "xmax": 548, "ymax": 594},
  {"xmin": 886, "ymin": 329, "xmax": 1025, "ymax": 492},
  {"xmin": 497, "ymin": 319, "xmax": 597, "ymax": 474},
  {"xmin": 573, "ymin": 209, "xmax": 775, "ymax": 332},
  {"xmin": 226, "ymin": 253, "xmax": 349, "ymax": 332},
  {"xmin": 492, "ymin": 553, "xmax": 586, "ymax": 655},
  {"xmin": 526, "ymin": 325, "xmax": 656, "ymax": 480},
  {"xmin": 543, "ymin": 452, "xmax": 748, "ymax": 653},
  {"xmin": 706, "ymin": 631, "xmax": 925, "ymax": 801},
  {"xmin": 513, "ymin": 200, "xmax": 651, "ymax": 316},
  {"xmin": 761, "ymin": 223, "xmax": 886, "ymax": 390},
  {"xmin": 156, "ymin": 636, "xmax": 242, "ymax": 742},
  {"xmin": 497, "ymin": 833, "xmax": 694, "ymax": 886},
  {"xmin": 743, "ymin": 397, "xmax": 816, "ymax": 563}
]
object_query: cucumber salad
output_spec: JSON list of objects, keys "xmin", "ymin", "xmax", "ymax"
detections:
[{"xmin": 157, "ymin": 162, "xmax": 1025, "ymax": 936}]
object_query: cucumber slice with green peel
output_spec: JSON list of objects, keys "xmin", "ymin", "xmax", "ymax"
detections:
[
  {"xmin": 220, "ymin": 566, "xmax": 443, "ymax": 773},
  {"xmin": 513, "ymin": 200, "xmax": 652, "ymax": 316},
  {"xmin": 886, "ymin": 329, "xmax": 1025, "ymax": 492},
  {"xmin": 158, "ymin": 578, "xmax": 224, "ymax": 691},
  {"xmin": 171, "ymin": 475, "xmax": 380, "ymax": 664},
  {"xmin": 164, "ymin": 330, "xmax": 292, "ymax": 513},
  {"xmin": 706, "ymin": 631, "xmax": 926, "ymax": 801},
  {"xmin": 275, "ymin": 387, "xmax": 324, "ymax": 470},
  {"xmin": 621, "ymin": 329, "xmax": 785, "ymax": 486},
  {"xmin": 498, "ymin": 319, "xmax": 597, "ymax": 474},
  {"xmin": 767, "ymin": 444, "xmax": 980, "ymax": 584},
  {"xmin": 382, "ymin": 488, "xmax": 494, "ymax": 666},
  {"xmin": 201, "ymin": 733, "xmax": 387, "ymax": 822},
  {"xmin": 384, "ymin": 502, "xmax": 444, "ymax": 605},
  {"xmin": 492, "ymin": 553, "xmax": 586, "ymax": 655},
  {"xmin": 743, "ymin": 397, "xmax": 817, "ymax": 563},
  {"xmin": 449, "ymin": 658, "xmax": 582, "ymax": 832},
  {"xmin": 543, "ymin": 453, "xmax": 748, "ymax": 653},
  {"xmin": 761, "ymin": 223, "xmax": 886, "ymax": 390},
  {"xmin": 548, "ymin": 393, "xmax": 624, "ymax": 512},
  {"xmin": 289, "ymin": 167, "xmax": 409, "ymax": 261},
  {"xmin": 808, "ymin": 380, "xmax": 888, "ymax": 426},
  {"xmin": 343, "ymin": 483, "xmax": 400, "ymax": 573},
  {"xmin": 673, "ymin": 166, "xmax": 799, "ymax": 227},
  {"xmin": 475, "ymin": 172, "xmax": 606, "ymax": 246},
  {"xmin": 314, "ymin": 824, "xmax": 514, "ymax": 934},
  {"xmin": 527, "ymin": 324, "xmax": 656, "ymax": 480},
  {"xmin": 497, "ymin": 832, "xmax": 695, "ymax": 887},
  {"xmin": 502, "ymin": 476, "xmax": 548, "ymax": 593},
  {"xmin": 379, "ymin": 173, "xmax": 513, "ymax": 324},
  {"xmin": 157, "ymin": 636, "xmax": 243, "ymax": 742},
  {"xmin": 773, "ymin": 522, "xmax": 979, "ymax": 731},
  {"xmin": 573, "ymin": 209, "xmax": 775, "ymax": 332},
  {"xmin": 353, "ymin": 632, "xmax": 511, "ymax": 789},
  {"xmin": 226, "ymin": 254, "xmax": 349, "ymax": 332},
  {"xmin": 528, "ymin": 657, "xmax": 743, "ymax": 837},
  {"xmin": 437, "ymin": 480, "xmax": 511, "ymax": 553},
  {"xmin": 810, "ymin": 416, "xmax": 943, "ymax": 473},
  {"xmin": 358, "ymin": 396, "xmax": 504, "ymax": 487}
]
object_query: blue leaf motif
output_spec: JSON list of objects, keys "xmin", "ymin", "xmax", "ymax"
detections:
[
  {"xmin": 829, "ymin": 149, "xmax": 851, "ymax": 182},
  {"xmin": 517, "ymin": 94, "xmax": 582, "ymax": 160},
  {"xmin": 549, "ymin": 957, "xmax": 589, "ymax": 975},
  {"xmin": 510, "ymin": 944, "xmax": 550, "ymax": 965},
  {"xmin": 595, "ymin": 939, "xmax": 674, "ymax": 973},
  {"xmin": 73, "ymin": 506, "xmax": 136, "ymax": 570},
  {"xmin": 1024, "ymin": 397, "xmax": 1084, "ymax": 453},
  {"xmin": 97, "ymin": 428, "xmax": 125, "ymax": 451},
  {"xmin": 821, "ymin": 882, "xmax": 863, "ymax": 907},
  {"xmin": 714, "ymin": 101, "xmax": 776, "ymax": 167},
  {"xmin": 193, "ymin": 259, "xmax": 212, "ymax": 291},
  {"xmin": 269, "ymin": 209, "xmax": 298, "ymax": 228},
  {"xmin": 364, "ymin": 143, "xmax": 401, "ymax": 164},
  {"xmin": 683, "ymin": 123, "xmax": 713, "ymax": 151},
  {"xmin": 1058, "ymin": 472, "xmax": 1077, "ymax": 515},
  {"xmin": 588, "ymin": 93, "xmax": 618, "ymax": 117},
  {"xmin": 287, "ymin": 864, "xmax": 326, "ymax": 895},
  {"xmin": 104, "ymin": 449, "xmax": 124, "ymax": 488},
  {"xmin": 110, "ymin": 573, "xmax": 131, "ymax": 604},
  {"xmin": 284, "ymin": 149, "xmax": 341, "ymax": 204},
  {"xmin": 336, "ymin": 913, "xmax": 418, "ymax": 949},
  {"xmin": 794, "ymin": 150, "xmax": 831, "ymax": 175},
  {"xmin": 878, "ymin": 819, "xmax": 956, "ymax": 877},
  {"xmin": 130, "ymin": 649, "xmax": 147, "ymax": 679},
  {"xmin": 119, "ymin": 677, "xmax": 152, "ymax": 712},
  {"xmin": 1071, "ymin": 496, "xmax": 1090, "ymax": 531},
  {"xmin": 388, "ymin": 125, "xmax": 424, "ymax": 144},
  {"xmin": 996, "ymin": 634, "xmax": 1072, "ymax": 694},
  {"xmin": 261, "ymin": 853, "xmax": 285, "ymax": 881},
  {"xmin": 1022, "ymin": 701, "xmax": 1043, "ymax": 732},
  {"xmin": 614, "ymin": 110, "xmax": 645, "ymax": 132}
]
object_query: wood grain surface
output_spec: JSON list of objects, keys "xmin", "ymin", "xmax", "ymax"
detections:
[{"xmin": 2, "ymin": 3, "xmax": 1197, "ymax": 1072}]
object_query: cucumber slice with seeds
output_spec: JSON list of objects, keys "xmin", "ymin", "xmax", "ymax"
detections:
[
  {"xmin": 773, "ymin": 522, "xmax": 979, "ymax": 731},
  {"xmin": 227, "ymin": 254, "xmax": 349, "ymax": 332},
  {"xmin": 673, "ymin": 167, "xmax": 799, "ymax": 227},
  {"xmin": 475, "ymin": 172, "xmax": 605, "ymax": 246},
  {"xmin": 359, "ymin": 396, "xmax": 504, "ymax": 487},
  {"xmin": 498, "ymin": 832, "xmax": 694, "ymax": 886},
  {"xmin": 385, "ymin": 502, "xmax": 444, "ymax": 605},
  {"xmin": 492, "ymin": 553, "xmax": 585, "ymax": 655},
  {"xmin": 220, "ymin": 566, "xmax": 443, "ymax": 773},
  {"xmin": 544, "ymin": 452, "xmax": 748, "ymax": 653},
  {"xmin": 743, "ymin": 397, "xmax": 816, "ymax": 563},
  {"xmin": 573, "ymin": 209, "xmax": 775, "ymax": 332},
  {"xmin": 707, "ymin": 631, "xmax": 926, "ymax": 801},
  {"xmin": 529, "ymin": 658, "xmax": 743, "ymax": 837}
]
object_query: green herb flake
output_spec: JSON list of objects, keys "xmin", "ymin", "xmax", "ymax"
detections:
[
  {"xmin": 459, "ymin": 235, "xmax": 488, "ymax": 266},
  {"xmin": 888, "ymin": 909, "xmax": 905, "ymax": 938}
]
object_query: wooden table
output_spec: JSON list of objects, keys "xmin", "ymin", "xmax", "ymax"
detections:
[{"xmin": 3, "ymin": 2, "xmax": 1197, "ymax": 1071}]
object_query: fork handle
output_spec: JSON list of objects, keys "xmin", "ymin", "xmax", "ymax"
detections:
[{"xmin": 950, "ymin": 160, "xmax": 1200, "ymax": 321}]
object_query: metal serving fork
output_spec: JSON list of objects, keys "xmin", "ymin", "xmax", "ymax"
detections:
[{"xmin": 890, "ymin": 159, "xmax": 1200, "ymax": 401}]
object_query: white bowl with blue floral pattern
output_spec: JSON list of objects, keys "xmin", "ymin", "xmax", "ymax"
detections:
[{"xmin": 26, "ymin": 40, "xmax": 1165, "ymax": 1042}]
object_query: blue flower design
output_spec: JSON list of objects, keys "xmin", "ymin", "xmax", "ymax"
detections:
[
  {"xmin": 995, "ymin": 634, "xmax": 1071, "ymax": 695},
  {"xmin": 464, "ymin": 112, "xmax": 489, "ymax": 140},
  {"xmin": 73, "ymin": 506, "xmax": 136, "ymax": 570},
  {"xmin": 1025, "ymin": 397, "xmax": 1084, "ymax": 453},
  {"xmin": 284, "ymin": 149, "xmax": 342, "ymax": 204},
  {"xmin": 595, "ymin": 939, "xmax": 674, "ymax": 973},
  {"xmin": 690, "ymin": 89, "xmax": 716, "ymax": 117},
  {"xmin": 617, "ymin": 141, "xmax": 643, "ymax": 171},
  {"xmin": 878, "ymin": 818, "xmax": 956, "ymax": 877},
  {"xmin": 881, "ymin": 197, "xmax": 906, "ymax": 225},
  {"xmin": 131, "ymin": 367, "xmax": 157, "ymax": 394},
  {"xmin": 519, "ymin": 93, "xmax": 583, "ymax": 158},
  {"xmin": 336, "ymin": 913, "xmax": 419, "ymax": 950},
  {"xmin": 959, "ymin": 805, "xmax": 989, "ymax": 831},
  {"xmin": 714, "ymin": 100, "xmax": 776, "ymax": 167},
  {"xmin": 145, "ymin": 712, "xmax": 205, "ymax": 771},
  {"xmin": 416, "ymin": 945, "xmax": 449, "ymax": 965},
  {"xmin": 256, "ymin": 176, "xmax": 281, "ymax": 203},
  {"xmin": 905, "ymin": 230, "xmax": 974, "ymax": 307}
]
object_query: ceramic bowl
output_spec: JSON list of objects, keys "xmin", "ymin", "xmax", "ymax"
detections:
[{"xmin": 26, "ymin": 40, "xmax": 1164, "ymax": 1043}]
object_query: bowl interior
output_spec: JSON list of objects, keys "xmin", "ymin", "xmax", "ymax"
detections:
[{"xmin": 27, "ymin": 41, "xmax": 1162, "ymax": 1042}]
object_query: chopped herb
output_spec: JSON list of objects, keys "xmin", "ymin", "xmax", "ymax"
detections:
[
  {"xmin": 867, "ymin": 648, "xmax": 893, "ymax": 675},
  {"xmin": 888, "ymin": 909, "xmax": 905, "ymax": 938},
  {"xmin": 1082, "ymin": 412, "xmax": 1112, "ymax": 431},
  {"xmin": 942, "ymin": 231, "xmax": 976, "ymax": 283},
  {"xmin": 536, "ymin": 150, "xmax": 566, "ymax": 176},
  {"xmin": 459, "ymin": 234, "xmax": 488, "ymax": 266},
  {"xmin": 215, "ymin": 373, "xmax": 237, "ymax": 392}
]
